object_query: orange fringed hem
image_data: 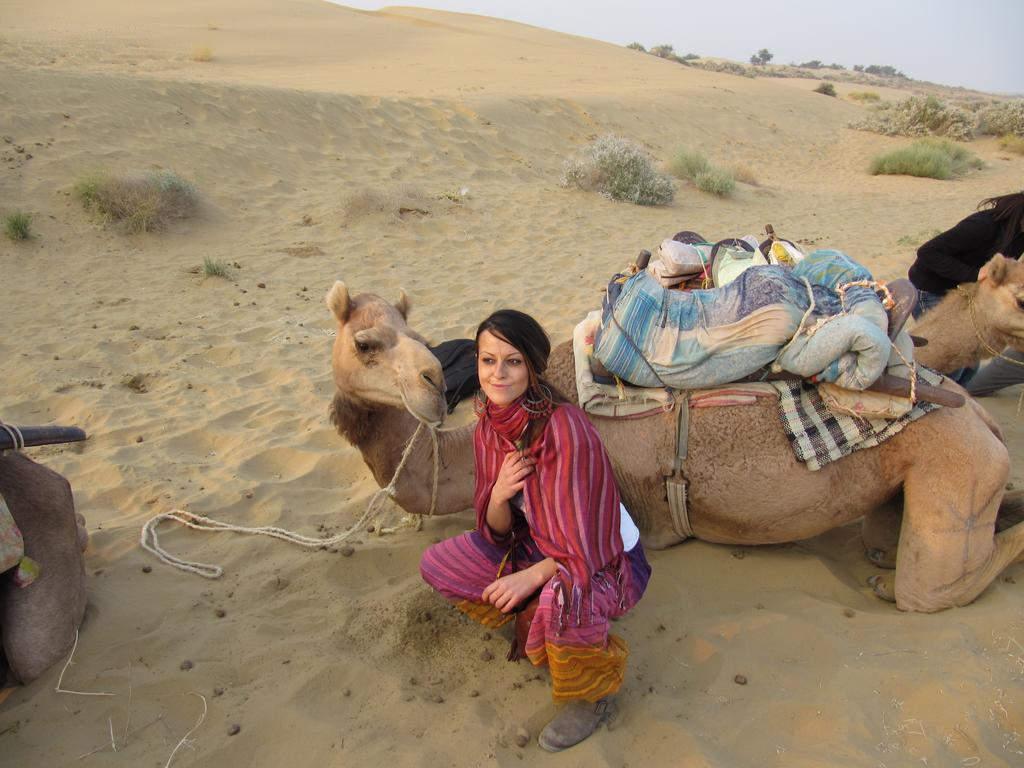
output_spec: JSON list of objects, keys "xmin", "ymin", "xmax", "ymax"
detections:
[
  {"xmin": 455, "ymin": 599, "xmax": 514, "ymax": 629},
  {"xmin": 528, "ymin": 634, "xmax": 629, "ymax": 702}
]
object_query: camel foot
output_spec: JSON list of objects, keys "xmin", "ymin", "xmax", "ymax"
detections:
[
  {"xmin": 868, "ymin": 574, "xmax": 896, "ymax": 602},
  {"xmin": 996, "ymin": 489, "xmax": 1024, "ymax": 533},
  {"xmin": 866, "ymin": 548, "xmax": 896, "ymax": 569}
]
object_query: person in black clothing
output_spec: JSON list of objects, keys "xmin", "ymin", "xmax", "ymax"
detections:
[
  {"xmin": 908, "ymin": 191, "xmax": 1024, "ymax": 390},
  {"xmin": 909, "ymin": 191, "xmax": 1024, "ymax": 311}
]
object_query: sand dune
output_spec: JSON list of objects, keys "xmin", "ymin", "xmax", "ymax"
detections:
[{"xmin": 2, "ymin": 1, "xmax": 1024, "ymax": 765}]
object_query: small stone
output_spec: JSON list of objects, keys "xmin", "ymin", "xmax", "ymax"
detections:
[
  {"xmin": 343, "ymin": 688, "xmax": 351, "ymax": 697},
  {"xmin": 339, "ymin": 545, "xmax": 354, "ymax": 557},
  {"xmin": 142, "ymin": 565, "xmax": 152, "ymax": 574},
  {"xmin": 468, "ymin": 689, "xmax": 479, "ymax": 698},
  {"xmin": 180, "ymin": 660, "xmax": 194, "ymax": 671},
  {"xmin": 754, "ymin": 603, "xmax": 765, "ymax": 610},
  {"xmin": 1004, "ymin": 575, "xmax": 1016, "ymax": 584},
  {"xmin": 257, "ymin": 282, "xmax": 266, "ymax": 289},
  {"xmin": 480, "ymin": 649, "xmax": 493, "ymax": 662},
  {"xmin": 136, "ymin": 436, "xmax": 144, "ymax": 443},
  {"xmin": 1006, "ymin": 482, "xmax": 1015, "ymax": 491},
  {"xmin": 213, "ymin": 687, "xmax": 225, "ymax": 697},
  {"xmin": 514, "ymin": 727, "xmax": 529, "ymax": 748},
  {"xmin": 421, "ymin": 610, "xmax": 432, "ymax": 622},
  {"xmin": 129, "ymin": 325, "xmax": 139, "ymax": 331},
  {"xmin": 843, "ymin": 608, "xmax": 856, "ymax": 618},
  {"xmin": 734, "ymin": 674, "xmax": 748, "ymax": 685},
  {"xmin": 481, "ymin": 632, "xmax": 491, "ymax": 641},
  {"xmin": 731, "ymin": 550, "xmax": 746, "ymax": 559},
  {"xmin": 432, "ymin": 694, "xmax": 445, "ymax": 704},
  {"xmin": 244, "ymin": 491, "xmax": 254, "ymax": 499},
  {"xmin": 227, "ymin": 724, "xmax": 241, "ymax": 736},
  {"xmin": 215, "ymin": 608, "xmax": 226, "ymax": 618}
]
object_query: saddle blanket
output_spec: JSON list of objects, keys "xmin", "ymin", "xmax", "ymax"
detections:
[{"xmin": 770, "ymin": 370, "xmax": 941, "ymax": 471}]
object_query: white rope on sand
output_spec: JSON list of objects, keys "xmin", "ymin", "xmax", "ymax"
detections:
[
  {"xmin": 163, "ymin": 693, "xmax": 207, "ymax": 768},
  {"xmin": 140, "ymin": 413, "xmax": 442, "ymax": 578},
  {"xmin": 55, "ymin": 629, "xmax": 116, "ymax": 697}
]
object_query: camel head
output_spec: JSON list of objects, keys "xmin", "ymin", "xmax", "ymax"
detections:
[
  {"xmin": 326, "ymin": 282, "xmax": 446, "ymax": 425},
  {"xmin": 976, "ymin": 254, "xmax": 1024, "ymax": 349}
]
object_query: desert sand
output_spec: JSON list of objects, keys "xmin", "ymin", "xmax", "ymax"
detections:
[{"xmin": 2, "ymin": 1, "xmax": 1023, "ymax": 766}]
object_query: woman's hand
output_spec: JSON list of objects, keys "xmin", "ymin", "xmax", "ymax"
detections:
[
  {"xmin": 489, "ymin": 450, "xmax": 535, "ymax": 506},
  {"xmin": 482, "ymin": 558, "xmax": 557, "ymax": 613}
]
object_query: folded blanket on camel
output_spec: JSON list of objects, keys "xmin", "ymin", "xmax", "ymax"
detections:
[
  {"xmin": 594, "ymin": 249, "xmax": 892, "ymax": 391},
  {"xmin": 574, "ymin": 311, "xmax": 939, "ymax": 471}
]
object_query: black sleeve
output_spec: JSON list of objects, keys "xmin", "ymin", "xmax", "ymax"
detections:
[
  {"xmin": 916, "ymin": 214, "xmax": 1000, "ymax": 284},
  {"xmin": 1004, "ymin": 232, "xmax": 1024, "ymax": 260}
]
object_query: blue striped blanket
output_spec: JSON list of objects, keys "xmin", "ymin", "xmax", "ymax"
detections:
[{"xmin": 594, "ymin": 250, "xmax": 891, "ymax": 391}]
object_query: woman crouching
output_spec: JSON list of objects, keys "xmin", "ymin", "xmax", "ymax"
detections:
[{"xmin": 420, "ymin": 309, "xmax": 651, "ymax": 752}]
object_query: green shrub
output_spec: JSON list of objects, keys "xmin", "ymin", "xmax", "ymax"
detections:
[
  {"xmin": 203, "ymin": 257, "xmax": 229, "ymax": 278},
  {"xmin": 814, "ymin": 82, "xmax": 837, "ymax": 97},
  {"xmin": 848, "ymin": 91, "xmax": 880, "ymax": 102},
  {"xmin": 74, "ymin": 170, "xmax": 199, "ymax": 232},
  {"xmin": 560, "ymin": 135, "xmax": 674, "ymax": 206},
  {"xmin": 4, "ymin": 212, "xmax": 31, "ymax": 241},
  {"xmin": 669, "ymin": 148, "xmax": 710, "ymax": 180},
  {"xmin": 998, "ymin": 134, "xmax": 1024, "ymax": 155},
  {"xmin": 851, "ymin": 95, "xmax": 976, "ymax": 141},
  {"xmin": 869, "ymin": 139, "xmax": 983, "ymax": 180},
  {"xmin": 669, "ymin": 147, "xmax": 736, "ymax": 196},
  {"xmin": 693, "ymin": 168, "xmax": 736, "ymax": 196},
  {"xmin": 978, "ymin": 100, "xmax": 1024, "ymax": 137},
  {"xmin": 626, "ymin": 42, "xmax": 646, "ymax": 52}
]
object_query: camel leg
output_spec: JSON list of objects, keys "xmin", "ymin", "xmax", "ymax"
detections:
[
  {"xmin": 861, "ymin": 495, "xmax": 902, "ymax": 569},
  {"xmin": 875, "ymin": 413, "xmax": 1023, "ymax": 612}
]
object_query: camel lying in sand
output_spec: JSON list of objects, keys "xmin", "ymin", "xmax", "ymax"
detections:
[
  {"xmin": 325, "ymin": 255, "xmax": 1024, "ymax": 613},
  {"xmin": 0, "ymin": 452, "xmax": 88, "ymax": 684}
]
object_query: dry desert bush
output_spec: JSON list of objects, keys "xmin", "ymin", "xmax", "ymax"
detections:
[
  {"xmin": 851, "ymin": 95, "xmax": 976, "ymax": 141},
  {"xmin": 73, "ymin": 170, "xmax": 199, "ymax": 233},
  {"xmin": 998, "ymin": 134, "xmax": 1024, "ymax": 155},
  {"xmin": 813, "ymin": 82, "xmax": 837, "ymax": 97},
  {"xmin": 560, "ymin": 135, "xmax": 674, "ymax": 206},
  {"xmin": 848, "ymin": 91, "xmax": 881, "ymax": 102},
  {"xmin": 977, "ymin": 100, "xmax": 1024, "ymax": 137}
]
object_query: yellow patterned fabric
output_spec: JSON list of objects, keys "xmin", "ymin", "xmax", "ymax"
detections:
[
  {"xmin": 455, "ymin": 599, "xmax": 513, "ymax": 629},
  {"xmin": 528, "ymin": 634, "xmax": 629, "ymax": 702}
]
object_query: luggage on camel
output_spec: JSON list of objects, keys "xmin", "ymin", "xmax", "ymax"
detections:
[
  {"xmin": 429, "ymin": 339, "xmax": 478, "ymax": 414},
  {"xmin": 591, "ymin": 237, "xmax": 957, "ymax": 409}
]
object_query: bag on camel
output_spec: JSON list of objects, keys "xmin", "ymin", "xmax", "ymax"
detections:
[{"xmin": 429, "ymin": 339, "xmax": 478, "ymax": 414}]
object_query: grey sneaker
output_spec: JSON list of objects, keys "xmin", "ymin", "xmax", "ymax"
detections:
[{"xmin": 537, "ymin": 697, "xmax": 616, "ymax": 752}]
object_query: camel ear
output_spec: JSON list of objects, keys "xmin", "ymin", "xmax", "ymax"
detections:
[
  {"xmin": 980, "ymin": 254, "xmax": 1010, "ymax": 287},
  {"xmin": 326, "ymin": 281, "xmax": 351, "ymax": 324},
  {"xmin": 395, "ymin": 288, "xmax": 410, "ymax": 320}
]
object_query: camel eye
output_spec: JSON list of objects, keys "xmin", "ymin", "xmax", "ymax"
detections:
[
  {"xmin": 355, "ymin": 341, "xmax": 371, "ymax": 353},
  {"xmin": 1016, "ymin": 297, "xmax": 1024, "ymax": 311}
]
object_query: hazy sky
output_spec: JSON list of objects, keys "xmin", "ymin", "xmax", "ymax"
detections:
[{"xmin": 336, "ymin": 1, "xmax": 1023, "ymax": 95}]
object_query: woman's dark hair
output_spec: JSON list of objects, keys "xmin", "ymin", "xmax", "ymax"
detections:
[
  {"xmin": 475, "ymin": 309, "xmax": 566, "ymax": 447},
  {"xmin": 979, "ymin": 191, "xmax": 1024, "ymax": 252}
]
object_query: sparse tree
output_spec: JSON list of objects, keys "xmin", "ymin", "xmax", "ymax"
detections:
[
  {"xmin": 650, "ymin": 44, "xmax": 676, "ymax": 59},
  {"xmin": 750, "ymin": 48, "xmax": 774, "ymax": 66}
]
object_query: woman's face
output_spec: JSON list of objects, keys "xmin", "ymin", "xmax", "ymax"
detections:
[{"xmin": 477, "ymin": 330, "xmax": 530, "ymax": 407}]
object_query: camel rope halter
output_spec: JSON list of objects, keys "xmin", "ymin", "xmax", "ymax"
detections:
[
  {"xmin": 957, "ymin": 285, "xmax": 1024, "ymax": 369},
  {"xmin": 140, "ymin": 392, "xmax": 444, "ymax": 578}
]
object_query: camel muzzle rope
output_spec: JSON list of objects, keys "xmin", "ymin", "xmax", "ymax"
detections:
[{"xmin": 140, "ymin": 398, "xmax": 445, "ymax": 577}]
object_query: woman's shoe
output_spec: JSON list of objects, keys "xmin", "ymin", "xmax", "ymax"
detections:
[{"xmin": 537, "ymin": 697, "xmax": 615, "ymax": 752}]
